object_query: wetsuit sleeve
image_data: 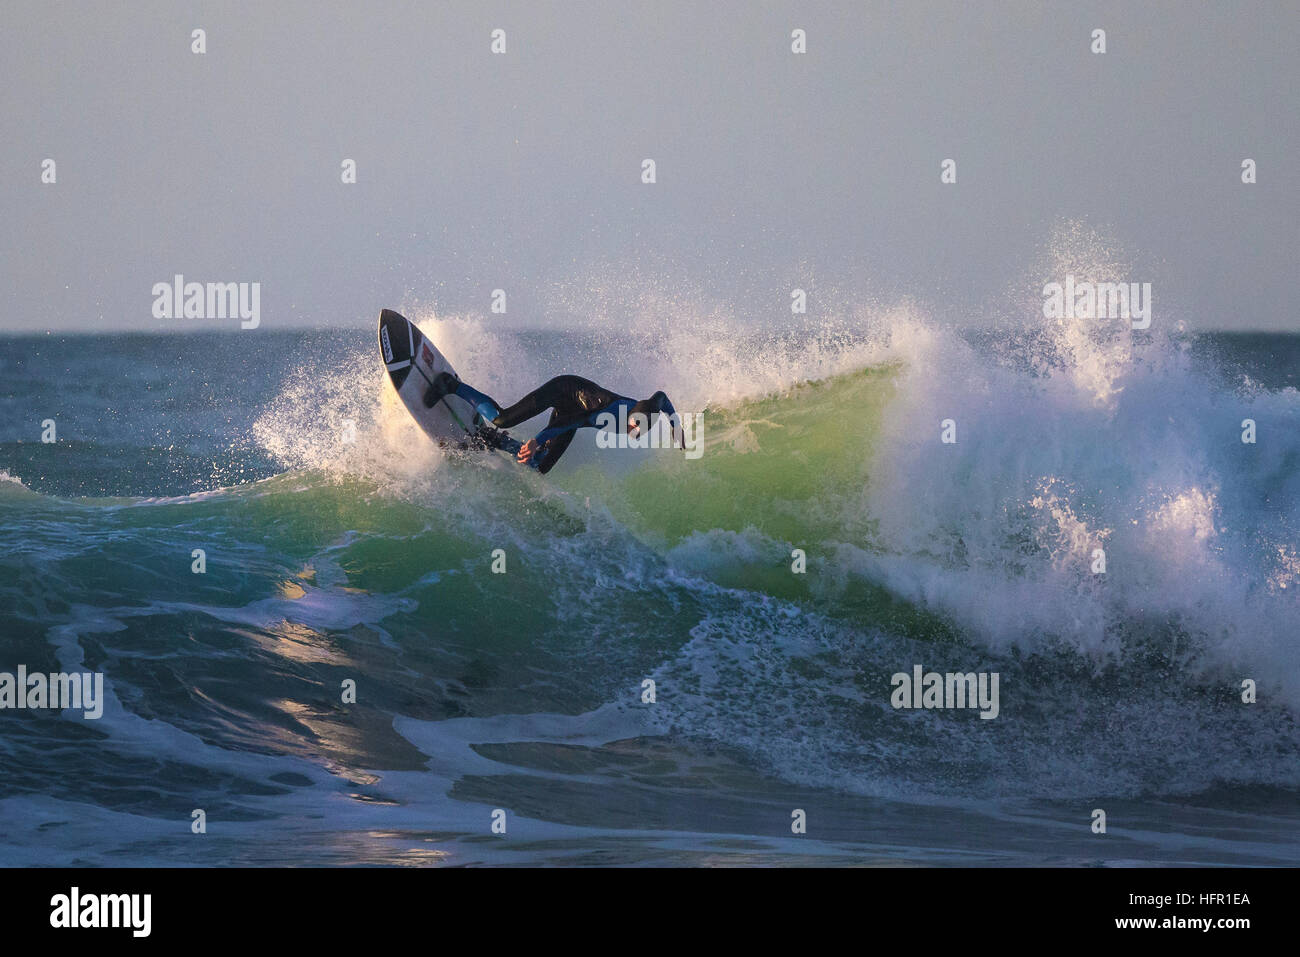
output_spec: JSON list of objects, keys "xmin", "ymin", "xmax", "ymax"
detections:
[{"xmin": 534, "ymin": 430, "xmax": 575, "ymax": 474}]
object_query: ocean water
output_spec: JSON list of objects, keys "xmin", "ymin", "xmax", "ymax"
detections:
[{"xmin": 1, "ymin": 306, "xmax": 1298, "ymax": 866}]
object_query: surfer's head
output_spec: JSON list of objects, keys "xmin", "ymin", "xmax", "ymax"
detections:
[{"xmin": 627, "ymin": 392, "xmax": 683, "ymax": 447}]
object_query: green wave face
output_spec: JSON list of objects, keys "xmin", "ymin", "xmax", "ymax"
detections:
[
  {"xmin": 561, "ymin": 366, "xmax": 890, "ymax": 540},
  {"xmin": 541, "ymin": 363, "xmax": 950, "ymax": 635}
]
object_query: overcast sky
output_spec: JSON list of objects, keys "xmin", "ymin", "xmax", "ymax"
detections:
[{"xmin": 2, "ymin": 0, "xmax": 1296, "ymax": 333}]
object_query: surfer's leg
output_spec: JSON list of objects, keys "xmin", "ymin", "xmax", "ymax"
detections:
[
  {"xmin": 423, "ymin": 371, "xmax": 505, "ymax": 422},
  {"xmin": 453, "ymin": 381, "xmax": 504, "ymax": 422},
  {"xmin": 473, "ymin": 421, "xmax": 521, "ymax": 454},
  {"xmin": 490, "ymin": 377, "xmax": 572, "ymax": 429}
]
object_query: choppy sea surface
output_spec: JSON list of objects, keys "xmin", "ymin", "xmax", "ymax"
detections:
[{"xmin": 1, "ymin": 309, "xmax": 1297, "ymax": 865}]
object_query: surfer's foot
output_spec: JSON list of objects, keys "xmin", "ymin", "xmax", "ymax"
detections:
[
  {"xmin": 474, "ymin": 423, "xmax": 511, "ymax": 451},
  {"xmin": 423, "ymin": 371, "xmax": 461, "ymax": 407}
]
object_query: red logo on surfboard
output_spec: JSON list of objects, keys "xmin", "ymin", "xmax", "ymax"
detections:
[{"xmin": 421, "ymin": 343, "xmax": 435, "ymax": 368}]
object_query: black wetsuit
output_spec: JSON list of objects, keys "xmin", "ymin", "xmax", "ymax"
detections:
[{"xmin": 488, "ymin": 375, "xmax": 628, "ymax": 474}]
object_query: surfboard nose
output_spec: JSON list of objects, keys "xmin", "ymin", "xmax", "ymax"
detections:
[{"xmin": 378, "ymin": 309, "xmax": 413, "ymax": 365}]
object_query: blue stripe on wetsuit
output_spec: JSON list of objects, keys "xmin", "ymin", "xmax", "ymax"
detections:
[{"xmin": 452, "ymin": 381, "xmax": 505, "ymax": 425}]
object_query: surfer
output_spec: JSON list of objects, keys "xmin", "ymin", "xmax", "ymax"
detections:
[{"xmin": 429, "ymin": 372, "xmax": 681, "ymax": 474}]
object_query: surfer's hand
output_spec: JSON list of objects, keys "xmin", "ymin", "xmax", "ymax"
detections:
[{"xmin": 517, "ymin": 438, "xmax": 540, "ymax": 463}]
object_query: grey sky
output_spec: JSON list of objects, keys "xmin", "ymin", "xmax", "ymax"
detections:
[{"xmin": 2, "ymin": 0, "xmax": 1296, "ymax": 332}]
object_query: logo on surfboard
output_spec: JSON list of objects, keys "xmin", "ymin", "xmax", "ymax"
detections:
[
  {"xmin": 381, "ymin": 326, "xmax": 394, "ymax": 363},
  {"xmin": 421, "ymin": 342, "xmax": 436, "ymax": 368}
]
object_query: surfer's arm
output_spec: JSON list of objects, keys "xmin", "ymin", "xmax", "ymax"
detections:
[
  {"xmin": 516, "ymin": 398, "xmax": 631, "ymax": 469},
  {"xmin": 532, "ymin": 420, "xmax": 589, "ymax": 445},
  {"xmin": 515, "ymin": 427, "xmax": 571, "ymax": 468},
  {"xmin": 528, "ymin": 431, "xmax": 575, "ymax": 474}
]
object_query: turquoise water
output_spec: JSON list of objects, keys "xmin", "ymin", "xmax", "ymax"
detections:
[{"xmin": 1, "ymin": 319, "xmax": 1298, "ymax": 865}]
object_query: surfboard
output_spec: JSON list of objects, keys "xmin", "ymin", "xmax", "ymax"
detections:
[{"xmin": 378, "ymin": 308, "xmax": 524, "ymax": 460}]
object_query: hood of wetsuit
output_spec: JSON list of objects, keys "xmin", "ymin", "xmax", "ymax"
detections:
[
  {"xmin": 629, "ymin": 392, "xmax": 684, "ymax": 448},
  {"xmin": 629, "ymin": 392, "xmax": 665, "ymax": 423}
]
